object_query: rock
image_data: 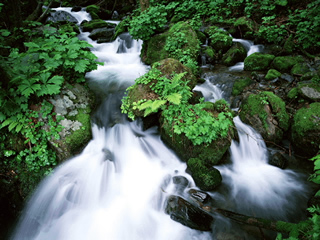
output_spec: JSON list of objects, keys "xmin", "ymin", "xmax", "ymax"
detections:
[
  {"xmin": 187, "ymin": 158, "xmax": 222, "ymax": 191},
  {"xmin": 288, "ymin": 83, "xmax": 320, "ymax": 102},
  {"xmin": 188, "ymin": 189, "xmax": 212, "ymax": 204},
  {"xmin": 233, "ymin": 16, "xmax": 257, "ymax": 39},
  {"xmin": 291, "ymin": 62, "xmax": 311, "ymax": 76},
  {"xmin": 86, "ymin": 4, "xmax": 100, "ymax": 20},
  {"xmin": 172, "ymin": 176, "xmax": 189, "ymax": 193},
  {"xmin": 269, "ymin": 151, "xmax": 287, "ymax": 169},
  {"xmin": 265, "ymin": 69, "xmax": 281, "ymax": 81},
  {"xmin": 89, "ymin": 28, "xmax": 115, "ymax": 42},
  {"xmin": 291, "ymin": 102, "xmax": 320, "ymax": 157},
  {"xmin": 206, "ymin": 26, "xmax": 233, "ymax": 53},
  {"xmin": 71, "ymin": 6, "xmax": 82, "ymax": 12},
  {"xmin": 47, "ymin": 10, "xmax": 78, "ymax": 23},
  {"xmin": 165, "ymin": 195, "xmax": 214, "ymax": 231},
  {"xmin": 239, "ymin": 91, "xmax": 289, "ymax": 144},
  {"xmin": 232, "ymin": 77, "xmax": 253, "ymax": 96},
  {"xmin": 244, "ymin": 53, "xmax": 275, "ymax": 71},
  {"xmin": 203, "ymin": 46, "xmax": 217, "ymax": 64},
  {"xmin": 222, "ymin": 42, "xmax": 247, "ymax": 66},
  {"xmin": 82, "ymin": 19, "xmax": 116, "ymax": 32},
  {"xmin": 113, "ymin": 17, "xmax": 131, "ymax": 40},
  {"xmin": 271, "ymin": 56, "xmax": 304, "ymax": 73},
  {"xmin": 141, "ymin": 21, "xmax": 200, "ymax": 68}
]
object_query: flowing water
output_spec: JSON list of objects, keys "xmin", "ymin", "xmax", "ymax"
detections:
[{"xmin": 11, "ymin": 9, "xmax": 310, "ymax": 240}]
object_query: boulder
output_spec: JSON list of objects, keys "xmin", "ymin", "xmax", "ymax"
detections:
[
  {"xmin": 231, "ymin": 77, "xmax": 253, "ymax": 96},
  {"xmin": 202, "ymin": 46, "xmax": 217, "ymax": 64},
  {"xmin": 188, "ymin": 189, "xmax": 212, "ymax": 204},
  {"xmin": 81, "ymin": 19, "xmax": 116, "ymax": 32},
  {"xmin": 291, "ymin": 102, "xmax": 320, "ymax": 157},
  {"xmin": 86, "ymin": 4, "xmax": 100, "ymax": 20},
  {"xmin": 88, "ymin": 28, "xmax": 115, "ymax": 42},
  {"xmin": 222, "ymin": 42, "xmax": 247, "ymax": 66},
  {"xmin": 271, "ymin": 56, "xmax": 304, "ymax": 73},
  {"xmin": 287, "ymin": 83, "xmax": 320, "ymax": 102},
  {"xmin": 187, "ymin": 158, "xmax": 222, "ymax": 191},
  {"xmin": 291, "ymin": 62, "xmax": 311, "ymax": 76},
  {"xmin": 141, "ymin": 21, "xmax": 200, "ymax": 68},
  {"xmin": 206, "ymin": 26, "xmax": 233, "ymax": 53},
  {"xmin": 265, "ymin": 69, "xmax": 281, "ymax": 81},
  {"xmin": 244, "ymin": 52, "xmax": 275, "ymax": 71},
  {"xmin": 172, "ymin": 176, "xmax": 189, "ymax": 194},
  {"xmin": 46, "ymin": 10, "xmax": 78, "ymax": 23},
  {"xmin": 239, "ymin": 91, "xmax": 289, "ymax": 144},
  {"xmin": 165, "ymin": 195, "xmax": 214, "ymax": 231}
]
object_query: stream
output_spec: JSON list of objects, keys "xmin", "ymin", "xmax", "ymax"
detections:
[{"xmin": 11, "ymin": 8, "xmax": 311, "ymax": 240}]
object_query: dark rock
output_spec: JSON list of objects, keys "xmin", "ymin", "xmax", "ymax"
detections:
[
  {"xmin": 71, "ymin": 6, "xmax": 82, "ymax": 12},
  {"xmin": 165, "ymin": 195, "xmax": 214, "ymax": 231},
  {"xmin": 47, "ymin": 10, "xmax": 78, "ymax": 23},
  {"xmin": 188, "ymin": 189, "xmax": 212, "ymax": 204},
  {"xmin": 88, "ymin": 28, "xmax": 115, "ymax": 42},
  {"xmin": 280, "ymin": 73, "xmax": 294, "ymax": 83},
  {"xmin": 172, "ymin": 176, "xmax": 189, "ymax": 193},
  {"xmin": 269, "ymin": 151, "xmax": 287, "ymax": 169},
  {"xmin": 82, "ymin": 19, "xmax": 116, "ymax": 32}
]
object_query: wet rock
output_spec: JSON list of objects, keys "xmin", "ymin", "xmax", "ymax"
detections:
[
  {"xmin": 86, "ymin": 4, "xmax": 100, "ymax": 20},
  {"xmin": 269, "ymin": 151, "xmax": 287, "ymax": 169},
  {"xmin": 47, "ymin": 10, "xmax": 78, "ymax": 23},
  {"xmin": 244, "ymin": 53, "xmax": 275, "ymax": 71},
  {"xmin": 88, "ymin": 28, "xmax": 115, "ymax": 42},
  {"xmin": 280, "ymin": 73, "xmax": 294, "ymax": 83},
  {"xmin": 165, "ymin": 195, "xmax": 214, "ymax": 231},
  {"xmin": 187, "ymin": 158, "xmax": 222, "ymax": 191},
  {"xmin": 239, "ymin": 91, "xmax": 289, "ymax": 144},
  {"xmin": 222, "ymin": 42, "xmax": 247, "ymax": 66},
  {"xmin": 232, "ymin": 77, "xmax": 253, "ymax": 96},
  {"xmin": 188, "ymin": 189, "xmax": 212, "ymax": 204},
  {"xmin": 172, "ymin": 176, "xmax": 189, "ymax": 193},
  {"xmin": 291, "ymin": 102, "xmax": 320, "ymax": 157}
]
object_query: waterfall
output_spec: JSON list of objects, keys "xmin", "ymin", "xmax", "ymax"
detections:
[{"xmin": 11, "ymin": 8, "xmax": 310, "ymax": 240}]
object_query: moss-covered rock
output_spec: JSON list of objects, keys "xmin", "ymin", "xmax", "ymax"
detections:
[
  {"xmin": 231, "ymin": 77, "xmax": 253, "ymax": 96},
  {"xmin": 233, "ymin": 16, "xmax": 257, "ymax": 39},
  {"xmin": 112, "ymin": 17, "xmax": 131, "ymax": 40},
  {"xmin": 86, "ymin": 5, "xmax": 100, "ymax": 20},
  {"xmin": 187, "ymin": 158, "xmax": 222, "ymax": 191},
  {"xmin": 291, "ymin": 62, "xmax": 310, "ymax": 76},
  {"xmin": 265, "ymin": 69, "xmax": 281, "ymax": 81},
  {"xmin": 244, "ymin": 53, "xmax": 275, "ymax": 71},
  {"xmin": 291, "ymin": 102, "xmax": 320, "ymax": 157},
  {"xmin": 206, "ymin": 26, "xmax": 233, "ymax": 53},
  {"xmin": 271, "ymin": 56, "xmax": 304, "ymax": 73},
  {"xmin": 81, "ymin": 19, "xmax": 116, "ymax": 32},
  {"xmin": 239, "ymin": 91, "xmax": 289, "ymax": 144},
  {"xmin": 141, "ymin": 21, "xmax": 199, "ymax": 66},
  {"xmin": 203, "ymin": 46, "xmax": 217, "ymax": 64},
  {"xmin": 222, "ymin": 42, "xmax": 247, "ymax": 66}
]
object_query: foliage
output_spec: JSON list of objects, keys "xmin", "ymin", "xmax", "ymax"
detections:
[
  {"xmin": 121, "ymin": 66, "xmax": 233, "ymax": 145},
  {"xmin": 129, "ymin": 5, "xmax": 168, "ymax": 41}
]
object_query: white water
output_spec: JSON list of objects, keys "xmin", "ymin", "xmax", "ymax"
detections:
[{"xmin": 12, "ymin": 9, "xmax": 310, "ymax": 240}]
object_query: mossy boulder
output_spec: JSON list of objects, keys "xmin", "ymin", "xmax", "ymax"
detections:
[
  {"xmin": 112, "ymin": 17, "xmax": 131, "ymax": 40},
  {"xmin": 265, "ymin": 69, "xmax": 281, "ymax": 81},
  {"xmin": 141, "ymin": 21, "xmax": 199, "ymax": 66},
  {"xmin": 187, "ymin": 158, "xmax": 222, "ymax": 191},
  {"xmin": 86, "ymin": 5, "xmax": 100, "ymax": 20},
  {"xmin": 203, "ymin": 46, "xmax": 217, "ymax": 64},
  {"xmin": 244, "ymin": 53, "xmax": 275, "ymax": 71},
  {"xmin": 271, "ymin": 56, "xmax": 304, "ymax": 73},
  {"xmin": 206, "ymin": 26, "xmax": 233, "ymax": 53},
  {"xmin": 222, "ymin": 42, "xmax": 247, "ymax": 66},
  {"xmin": 239, "ymin": 91, "xmax": 289, "ymax": 144},
  {"xmin": 231, "ymin": 77, "xmax": 253, "ymax": 96},
  {"xmin": 233, "ymin": 16, "xmax": 257, "ymax": 39},
  {"xmin": 81, "ymin": 19, "xmax": 116, "ymax": 32},
  {"xmin": 291, "ymin": 62, "xmax": 310, "ymax": 76},
  {"xmin": 291, "ymin": 102, "xmax": 320, "ymax": 157},
  {"xmin": 160, "ymin": 100, "xmax": 235, "ymax": 166}
]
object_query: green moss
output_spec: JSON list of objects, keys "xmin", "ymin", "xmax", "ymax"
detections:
[
  {"xmin": 232, "ymin": 77, "xmax": 253, "ymax": 96},
  {"xmin": 65, "ymin": 109, "xmax": 92, "ymax": 154},
  {"xmin": 112, "ymin": 17, "xmax": 131, "ymax": 40},
  {"xmin": 271, "ymin": 56, "xmax": 304, "ymax": 73},
  {"xmin": 86, "ymin": 5, "xmax": 100, "ymax": 20},
  {"xmin": 204, "ymin": 47, "xmax": 215, "ymax": 59},
  {"xmin": 291, "ymin": 62, "xmax": 310, "ymax": 76},
  {"xmin": 283, "ymin": 35, "xmax": 295, "ymax": 54},
  {"xmin": 265, "ymin": 69, "xmax": 281, "ymax": 81},
  {"xmin": 81, "ymin": 19, "xmax": 115, "ymax": 32},
  {"xmin": 206, "ymin": 26, "xmax": 233, "ymax": 52},
  {"xmin": 187, "ymin": 158, "xmax": 222, "ymax": 191},
  {"xmin": 244, "ymin": 52, "xmax": 275, "ymax": 71},
  {"xmin": 287, "ymin": 88, "xmax": 299, "ymax": 99},
  {"xmin": 141, "ymin": 32, "xmax": 169, "ymax": 65},
  {"xmin": 222, "ymin": 42, "xmax": 247, "ymax": 66}
]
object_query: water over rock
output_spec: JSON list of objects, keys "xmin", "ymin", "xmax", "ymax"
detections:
[
  {"xmin": 47, "ymin": 10, "xmax": 78, "ymax": 23},
  {"xmin": 165, "ymin": 195, "xmax": 214, "ymax": 231}
]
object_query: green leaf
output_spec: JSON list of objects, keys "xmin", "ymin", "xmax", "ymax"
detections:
[
  {"xmin": 67, "ymin": 50, "xmax": 78, "ymax": 59},
  {"xmin": 24, "ymin": 42, "xmax": 39, "ymax": 48},
  {"xmin": 138, "ymin": 100, "xmax": 154, "ymax": 111},
  {"xmin": 151, "ymin": 100, "xmax": 166, "ymax": 111},
  {"xmin": 166, "ymin": 93, "xmax": 182, "ymax": 105}
]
